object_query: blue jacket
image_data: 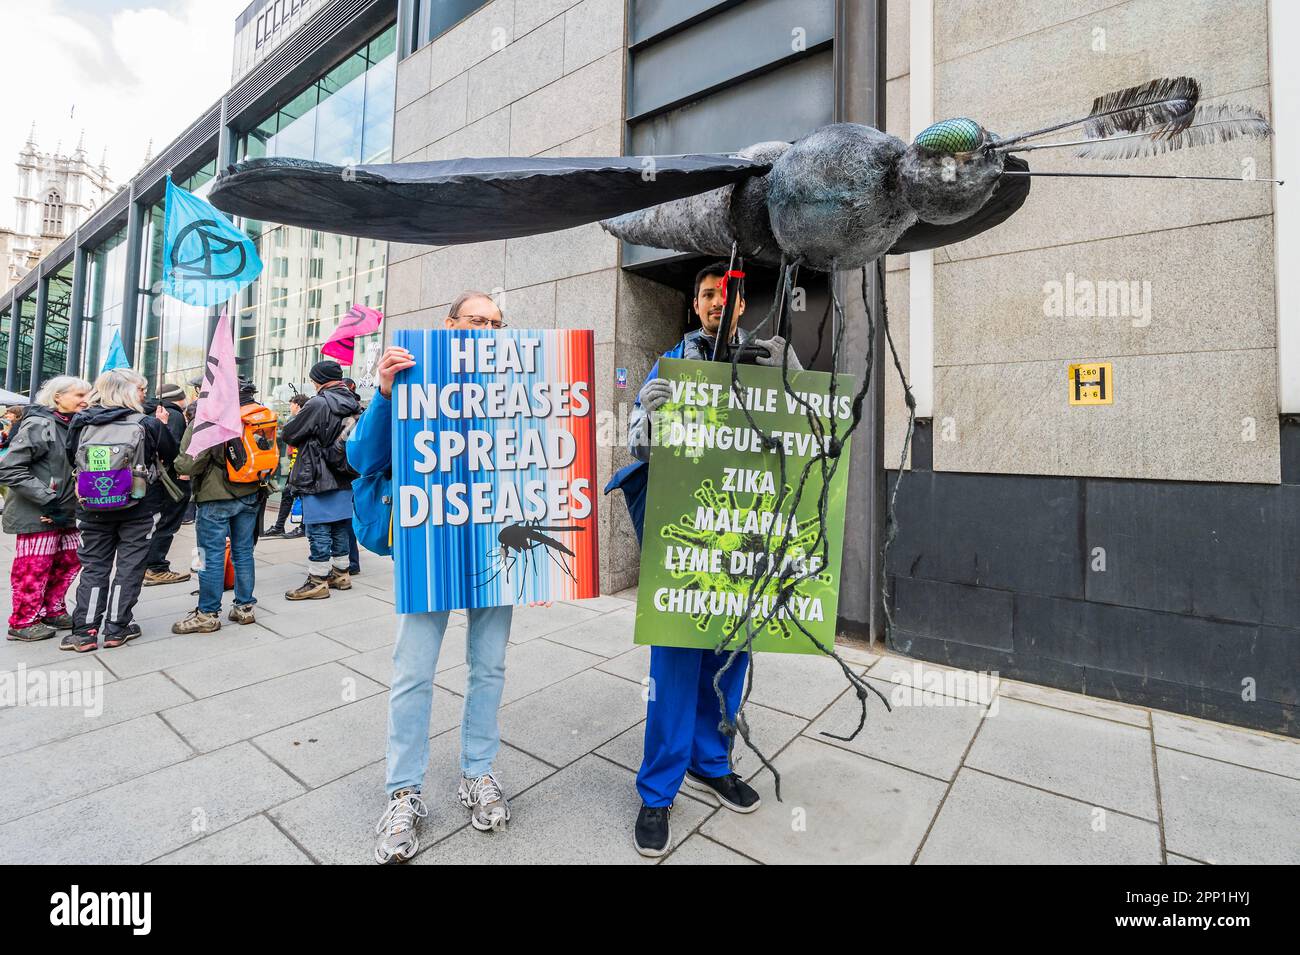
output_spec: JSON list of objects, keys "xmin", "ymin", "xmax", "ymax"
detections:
[{"xmin": 346, "ymin": 390, "xmax": 391, "ymax": 478}]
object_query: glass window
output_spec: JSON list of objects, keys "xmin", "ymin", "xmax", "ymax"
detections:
[
  {"xmin": 82, "ymin": 226, "xmax": 128, "ymax": 380},
  {"xmin": 0, "ymin": 307, "xmax": 10, "ymax": 383},
  {"xmin": 41, "ymin": 261, "xmax": 75, "ymax": 384},
  {"xmin": 271, "ymin": 85, "xmax": 319, "ymax": 160},
  {"xmin": 14, "ymin": 295, "xmax": 36, "ymax": 395}
]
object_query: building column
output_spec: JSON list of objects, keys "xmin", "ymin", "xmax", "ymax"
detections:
[
  {"xmin": 28, "ymin": 270, "xmax": 49, "ymax": 394},
  {"xmin": 4, "ymin": 291, "xmax": 19, "ymax": 392},
  {"xmin": 836, "ymin": 0, "xmax": 888, "ymax": 640},
  {"xmin": 66, "ymin": 244, "xmax": 87, "ymax": 375},
  {"xmin": 119, "ymin": 192, "xmax": 144, "ymax": 363}
]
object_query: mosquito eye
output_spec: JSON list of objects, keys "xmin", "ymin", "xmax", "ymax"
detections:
[{"xmin": 913, "ymin": 118, "xmax": 983, "ymax": 154}]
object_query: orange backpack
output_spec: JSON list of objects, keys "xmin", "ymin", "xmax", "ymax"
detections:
[{"xmin": 225, "ymin": 403, "xmax": 280, "ymax": 483}]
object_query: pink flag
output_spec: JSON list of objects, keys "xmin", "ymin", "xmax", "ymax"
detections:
[
  {"xmin": 188, "ymin": 310, "xmax": 244, "ymax": 458},
  {"xmin": 321, "ymin": 304, "xmax": 383, "ymax": 365}
]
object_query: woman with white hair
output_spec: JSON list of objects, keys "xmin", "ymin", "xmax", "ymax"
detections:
[
  {"xmin": 0, "ymin": 375, "xmax": 92, "ymax": 641},
  {"xmin": 62, "ymin": 368, "xmax": 179, "ymax": 652}
]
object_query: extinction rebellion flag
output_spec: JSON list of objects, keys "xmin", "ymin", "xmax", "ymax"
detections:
[{"xmin": 162, "ymin": 177, "xmax": 262, "ymax": 307}]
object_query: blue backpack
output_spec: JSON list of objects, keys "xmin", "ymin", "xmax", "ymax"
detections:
[{"xmin": 351, "ymin": 468, "xmax": 393, "ymax": 557}]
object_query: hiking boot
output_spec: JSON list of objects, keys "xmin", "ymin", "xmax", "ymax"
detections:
[
  {"xmin": 228, "ymin": 603, "xmax": 256, "ymax": 625},
  {"xmin": 374, "ymin": 788, "xmax": 428, "ymax": 864},
  {"xmin": 60, "ymin": 629, "xmax": 98, "ymax": 653},
  {"xmin": 458, "ymin": 772, "xmax": 510, "ymax": 832},
  {"xmin": 285, "ymin": 575, "xmax": 330, "ymax": 600},
  {"xmin": 634, "ymin": 804, "xmax": 672, "ymax": 858},
  {"xmin": 683, "ymin": 770, "xmax": 761, "ymax": 813},
  {"xmin": 102, "ymin": 623, "xmax": 142, "ymax": 648},
  {"xmin": 144, "ymin": 568, "xmax": 191, "ymax": 586},
  {"xmin": 7, "ymin": 622, "xmax": 56, "ymax": 642},
  {"xmin": 42, "ymin": 613, "xmax": 75, "ymax": 630},
  {"xmin": 172, "ymin": 610, "xmax": 221, "ymax": 634},
  {"xmin": 326, "ymin": 569, "xmax": 352, "ymax": 591}
]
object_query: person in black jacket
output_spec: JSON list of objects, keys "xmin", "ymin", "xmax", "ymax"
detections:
[
  {"xmin": 142, "ymin": 381, "xmax": 193, "ymax": 586},
  {"xmin": 281, "ymin": 360, "xmax": 361, "ymax": 600},
  {"xmin": 63, "ymin": 368, "xmax": 180, "ymax": 652}
]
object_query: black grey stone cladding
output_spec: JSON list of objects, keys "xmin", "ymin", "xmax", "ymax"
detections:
[{"xmin": 873, "ymin": 419, "xmax": 1299, "ymax": 737}]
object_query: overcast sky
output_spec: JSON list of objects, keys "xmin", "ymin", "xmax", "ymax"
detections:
[{"xmin": 0, "ymin": 0, "xmax": 250, "ymax": 230}]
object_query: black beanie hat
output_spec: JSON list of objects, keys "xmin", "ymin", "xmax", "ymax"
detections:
[
  {"xmin": 238, "ymin": 376, "xmax": 257, "ymax": 403},
  {"xmin": 309, "ymin": 360, "xmax": 343, "ymax": 384}
]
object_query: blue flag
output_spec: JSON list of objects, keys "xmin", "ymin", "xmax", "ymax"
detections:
[
  {"xmin": 100, "ymin": 330, "xmax": 130, "ymax": 373},
  {"xmin": 162, "ymin": 177, "xmax": 262, "ymax": 307}
]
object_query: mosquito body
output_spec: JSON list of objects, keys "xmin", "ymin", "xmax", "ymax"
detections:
[{"xmin": 473, "ymin": 519, "xmax": 585, "ymax": 592}]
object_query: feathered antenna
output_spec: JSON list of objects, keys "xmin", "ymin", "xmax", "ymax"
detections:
[
  {"xmin": 992, "ymin": 76, "xmax": 1200, "ymax": 150},
  {"xmin": 1002, "ymin": 103, "xmax": 1272, "ymax": 157}
]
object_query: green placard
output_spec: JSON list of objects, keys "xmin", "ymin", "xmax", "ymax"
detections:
[
  {"xmin": 634, "ymin": 358, "xmax": 854, "ymax": 655},
  {"xmin": 86, "ymin": 446, "xmax": 112, "ymax": 471}
]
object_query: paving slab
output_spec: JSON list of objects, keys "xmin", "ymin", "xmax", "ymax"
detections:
[
  {"xmin": 0, "ymin": 671, "xmax": 193, "ymax": 759},
  {"xmin": 869, "ymin": 653, "xmax": 1000, "ymax": 704},
  {"xmin": 499, "ymin": 668, "xmax": 646, "ymax": 767},
  {"xmin": 270, "ymin": 731, "xmax": 555, "ymax": 865},
  {"xmin": 254, "ymin": 593, "xmax": 395, "ymax": 638},
  {"xmin": 1157, "ymin": 747, "xmax": 1300, "ymax": 865},
  {"xmin": 338, "ymin": 625, "xmax": 468, "ymax": 688},
  {"xmin": 998, "ymin": 678, "xmax": 1150, "ymax": 728},
  {"xmin": 1152, "ymin": 711, "xmax": 1300, "ymax": 779},
  {"xmin": 0, "ymin": 742, "xmax": 304, "ymax": 864},
  {"xmin": 595, "ymin": 642, "xmax": 651, "ymax": 683},
  {"xmin": 164, "ymin": 633, "xmax": 353, "ymax": 698},
  {"xmin": 415, "ymin": 754, "xmax": 712, "ymax": 864},
  {"xmin": 539, "ymin": 606, "xmax": 637, "ymax": 657},
  {"xmin": 663, "ymin": 834, "xmax": 758, "ymax": 865},
  {"xmin": 505, "ymin": 602, "xmax": 604, "ymax": 643},
  {"xmin": 747, "ymin": 651, "xmax": 867, "ymax": 719},
  {"xmin": 701, "ymin": 736, "xmax": 945, "ymax": 864},
  {"xmin": 563, "ymin": 594, "xmax": 635, "ymax": 614},
  {"xmin": 436, "ymin": 637, "xmax": 602, "ymax": 705},
  {"xmin": 0, "ymin": 714, "xmax": 193, "ymax": 824},
  {"xmin": 254, "ymin": 690, "xmax": 464, "ymax": 788},
  {"xmin": 102, "ymin": 625, "xmax": 282, "ymax": 680},
  {"xmin": 966, "ymin": 697, "xmax": 1158, "ymax": 820},
  {"xmin": 162, "ymin": 663, "xmax": 385, "ymax": 753},
  {"xmin": 148, "ymin": 814, "xmax": 312, "ymax": 865},
  {"xmin": 917, "ymin": 769, "xmax": 1161, "ymax": 864},
  {"xmin": 809, "ymin": 677, "xmax": 986, "ymax": 780},
  {"xmin": 0, "ymin": 653, "xmax": 115, "ymax": 684},
  {"xmin": 320, "ymin": 614, "xmax": 403, "ymax": 652}
]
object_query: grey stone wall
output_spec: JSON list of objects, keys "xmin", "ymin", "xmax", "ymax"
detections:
[
  {"xmin": 886, "ymin": 0, "xmax": 1279, "ymax": 485},
  {"xmin": 385, "ymin": 0, "xmax": 679, "ymax": 593}
]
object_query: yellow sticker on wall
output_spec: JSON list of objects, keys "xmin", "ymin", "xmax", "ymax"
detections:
[{"xmin": 1068, "ymin": 362, "xmax": 1113, "ymax": 405}]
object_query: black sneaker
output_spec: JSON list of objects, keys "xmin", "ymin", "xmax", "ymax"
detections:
[
  {"xmin": 634, "ymin": 804, "xmax": 672, "ymax": 858},
  {"xmin": 60, "ymin": 629, "xmax": 99, "ymax": 653},
  {"xmin": 683, "ymin": 770, "xmax": 761, "ymax": 813},
  {"xmin": 263, "ymin": 525, "xmax": 284, "ymax": 537},
  {"xmin": 102, "ymin": 623, "xmax": 142, "ymax": 648}
]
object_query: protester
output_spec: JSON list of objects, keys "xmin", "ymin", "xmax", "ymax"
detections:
[
  {"xmin": 0, "ymin": 376, "xmax": 92, "ymax": 641},
  {"xmin": 351, "ymin": 291, "xmax": 546, "ymax": 864},
  {"xmin": 614, "ymin": 262, "xmax": 801, "ymax": 857},
  {"xmin": 280, "ymin": 359, "xmax": 361, "ymax": 599},
  {"xmin": 142, "ymin": 382, "xmax": 193, "ymax": 586},
  {"xmin": 263, "ymin": 393, "xmax": 306, "ymax": 538},
  {"xmin": 63, "ymin": 368, "xmax": 179, "ymax": 652},
  {"xmin": 0, "ymin": 406, "xmax": 21, "ymax": 451},
  {"xmin": 341, "ymin": 376, "xmax": 362, "ymax": 576},
  {"xmin": 170, "ymin": 377, "xmax": 268, "ymax": 633}
]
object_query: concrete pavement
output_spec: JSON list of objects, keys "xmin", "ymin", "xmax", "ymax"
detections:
[{"xmin": 1, "ymin": 525, "xmax": 1297, "ymax": 864}]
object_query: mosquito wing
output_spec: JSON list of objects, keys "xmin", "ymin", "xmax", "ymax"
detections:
[{"xmin": 209, "ymin": 154, "xmax": 768, "ymax": 246}]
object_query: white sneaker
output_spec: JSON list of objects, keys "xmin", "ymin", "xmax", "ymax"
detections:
[
  {"xmin": 458, "ymin": 772, "xmax": 510, "ymax": 832},
  {"xmin": 374, "ymin": 788, "xmax": 428, "ymax": 864}
]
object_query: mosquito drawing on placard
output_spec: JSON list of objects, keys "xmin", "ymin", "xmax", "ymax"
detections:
[{"xmin": 472, "ymin": 518, "xmax": 586, "ymax": 591}]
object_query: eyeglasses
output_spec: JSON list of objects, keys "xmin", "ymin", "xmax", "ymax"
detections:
[{"xmin": 453, "ymin": 313, "xmax": 508, "ymax": 329}]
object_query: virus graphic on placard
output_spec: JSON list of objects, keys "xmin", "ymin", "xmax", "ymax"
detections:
[
  {"xmin": 654, "ymin": 370, "xmax": 727, "ymax": 463},
  {"xmin": 659, "ymin": 478, "xmax": 833, "ymax": 643}
]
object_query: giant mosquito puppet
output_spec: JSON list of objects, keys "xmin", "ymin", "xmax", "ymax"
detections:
[{"xmin": 212, "ymin": 76, "xmax": 1278, "ymax": 795}]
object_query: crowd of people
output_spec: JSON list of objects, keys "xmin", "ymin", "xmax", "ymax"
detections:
[
  {"xmin": 0, "ymin": 359, "xmax": 368, "ymax": 650},
  {"xmin": 0, "ymin": 272, "xmax": 795, "ymax": 863}
]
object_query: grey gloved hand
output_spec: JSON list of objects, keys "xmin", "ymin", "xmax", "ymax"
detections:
[
  {"xmin": 752, "ymin": 336, "xmax": 803, "ymax": 370},
  {"xmin": 638, "ymin": 377, "xmax": 673, "ymax": 413}
]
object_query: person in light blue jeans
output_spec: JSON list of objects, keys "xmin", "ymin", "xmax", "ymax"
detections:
[
  {"xmin": 350, "ymin": 294, "xmax": 549, "ymax": 865},
  {"xmin": 195, "ymin": 497, "xmax": 259, "ymax": 614}
]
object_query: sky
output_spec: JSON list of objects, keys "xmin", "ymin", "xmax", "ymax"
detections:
[{"xmin": 0, "ymin": 0, "xmax": 250, "ymax": 230}]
